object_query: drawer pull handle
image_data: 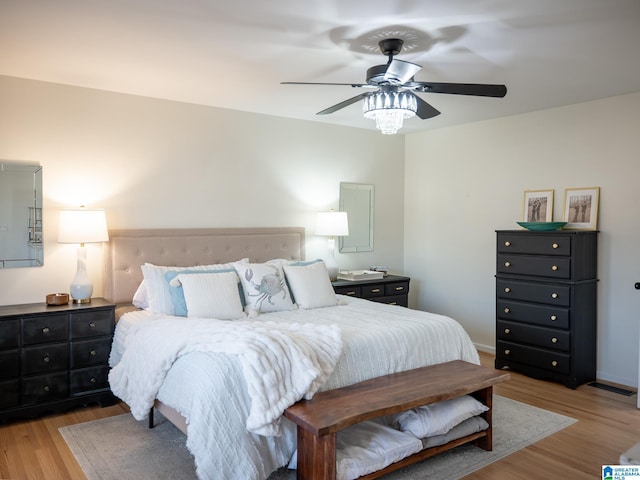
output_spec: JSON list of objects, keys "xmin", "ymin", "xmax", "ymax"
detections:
[
  {"xmin": 89, "ymin": 321, "xmax": 96, "ymax": 328},
  {"xmin": 504, "ymin": 241, "xmax": 511, "ymax": 247},
  {"xmin": 43, "ymin": 355, "xmax": 50, "ymax": 363},
  {"xmin": 371, "ymin": 288, "xmax": 381, "ymax": 293},
  {"xmin": 551, "ymin": 265, "xmax": 558, "ymax": 271},
  {"xmin": 504, "ymin": 287, "xmax": 511, "ymax": 293},
  {"xmin": 504, "ymin": 328, "xmax": 511, "ymax": 334},
  {"xmin": 90, "ymin": 377, "xmax": 97, "ymax": 384},
  {"xmin": 551, "ymin": 293, "xmax": 558, "ymax": 299},
  {"xmin": 504, "ymin": 307, "xmax": 510, "ymax": 314},
  {"xmin": 389, "ymin": 302, "xmax": 398, "ymax": 305},
  {"xmin": 551, "ymin": 360, "xmax": 558, "ymax": 367},
  {"xmin": 43, "ymin": 385, "xmax": 50, "ymax": 392},
  {"xmin": 504, "ymin": 261, "xmax": 511, "ymax": 267},
  {"xmin": 551, "ymin": 337, "xmax": 558, "ymax": 343},
  {"xmin": 552, "ymin": 243, "xmax": 559, "ymax": 249},
  {"xmin": 42, "ymin": 327, "xmax": 50, "ymax": 334},
  {"xmin": 346, "ymin": 291, "xmax": 357, "ymax": 296},
  {"xmin": 550, "ymin": 315, "xmax": 557, "ymax": 321},
  {"xmin": 394, "ymin": 286, "xmax": 404, "ymax": 291},
  {"xmin": 90, "ymin": 349, "xmax": 97, "ymax": 356},
  {"xmin": 504, "ymin": 349, "xmax": 511, "ymax": 355}
]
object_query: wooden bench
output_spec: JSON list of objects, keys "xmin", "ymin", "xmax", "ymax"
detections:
[{"xmin": 284, "ymin": 360, "xmax": 510, "ymax": 480}]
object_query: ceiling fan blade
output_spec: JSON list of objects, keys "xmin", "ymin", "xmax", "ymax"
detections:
[
  {"xmin": 281, "ymin": 81, "xmax": 371, "ymax": 88},
  {"xmin": 384, "ymin": 60, "xmax": 422, "ymax": 84},
  {"xmin": 317, "ymin": 93, "xmax": 367, "ymax": 115},
  {"xmin": 414, "ymin": 96, "xmax": 441, "ymax": 120},
  {"xmin": 414, "ymin": 82, "xmax": 507, "ymax": 97}
]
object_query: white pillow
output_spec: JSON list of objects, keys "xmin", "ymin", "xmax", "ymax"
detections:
[
  {"xmin": 172, "ymin": 271, "xmax": 245, "ymax": 320},
  {"xmin": 132, "ymin": 280, "xmax": 149, "ymax": 309},
  {"xmin": 394, "ymin": 395, "xmax": 489, "ymax": 438},
  {"xmin": 234, "ymin": 261, "xmax": 295, "ymax": 315},
  {"xmin": 283, "ymin": 261, "xmax": 338, "ymax": 309},
  {"xmin": 289, "ymin": 420, "xmax": 422, "ymax": 480},
  {"xmin": 141, "ymin": 259, "xmax": 248, "ymax": 315}
]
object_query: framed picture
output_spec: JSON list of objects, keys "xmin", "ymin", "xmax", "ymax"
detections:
[
  {"xmin": 523, "ymin": 189, "xmax": 554, "ymax": 222},
  {"xmin": 563, "ymin": 187, "xmax": 600, "ymax": 229}
]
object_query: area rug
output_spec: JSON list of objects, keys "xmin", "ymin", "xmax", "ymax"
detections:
[{"xmin": 60, "ymin": 395, "xmax": 576, "ymax": 480}]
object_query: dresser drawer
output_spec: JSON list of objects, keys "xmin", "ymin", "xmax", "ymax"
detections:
[
  {"xmin": 21, "ymin": 343, "xmax": 69, "ymax": 375},
  {"xmin": 0, "ymin": 380, "xmax": 20, "ymax": 409},
  {"xmin": 496, "ymin": 279, "xmax": 570, "ymax": 306},
  {"xmin": 333, "ymin": 285, "xmax": 361, "ymax": 297},
  {"xmin": 0, "ymin": 350, "xmax": 19, "ymax": 379},
  {"xmin": 497, "ymin": 320, "xmax": 570, "ymax": 351},
  {"xmin": 22, "ymin": 314, "xmax": 68, "ymax": 345},
  {"xmin": 497, "ymin": 300, "xmax": 569, "ymax": 329},
  {"xmin": 361, "ymin": 284, "xmax": 385, "ymax": 298},
  {"xmin": 497, "ymin": 254, "xmax": 571, "ymax": 279},
  {"xmin": 0, "ymin": 320, "xmax": 19, "ymax": 348},
  {"xmin": 371, "ymin": 295, "xmax": 409, "ymax": 307},
  {"xmin": 71, "ymin": 310, "xmax": 114, "ymax": 339},
  {"xmin": 384, "ymin": 281, "xmax": 409, "ymax": 296},
  {"xmin": 70, "ymin": 365, "xmax": 110, "ymax": 395},
  {"xmin": 71, "ymin": 338, "xmax": 112, "ymax": 368},
  {"xmin": 497, "ymin": 234, "xmax": 571, "ymax": 256},
  {"xmin": 498, "ymin": 341, "xmax": 570, "ymax": 375},
  {"xmin": 21, "ymin": 372, "xmax": 68, "ymax": 405}
]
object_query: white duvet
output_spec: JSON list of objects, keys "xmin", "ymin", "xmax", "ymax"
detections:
[{"xmin": 109, "ymin": 296, "xmax": 479, "ymax": 480}]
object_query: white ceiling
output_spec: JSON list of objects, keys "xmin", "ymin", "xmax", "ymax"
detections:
[{"xmin": 2, "ymin": 0, "xmax": 640, "ymax": 134}]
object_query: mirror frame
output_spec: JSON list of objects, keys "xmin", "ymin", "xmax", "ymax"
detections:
[
  {"xmin": 0, "ymin": 162, "xmax": 43, "ymax": 268},
  {"xmin": 339, "ymin": 182, "xmax": 374, "ymax": 253}
]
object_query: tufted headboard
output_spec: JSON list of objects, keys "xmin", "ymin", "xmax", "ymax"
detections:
[{"xmin": 103, "ymin": 227, "xmax": 305, "ymax": 305}]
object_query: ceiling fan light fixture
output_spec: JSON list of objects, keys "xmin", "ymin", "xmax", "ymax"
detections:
[{"xmin": 362, "ymin": 90, "xmax": 417, "ymax": 135}]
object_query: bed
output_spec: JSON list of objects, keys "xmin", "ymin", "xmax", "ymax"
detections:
[{"xmin": 104, "ymin": 227, "xmax": 481, "ymax": 480}]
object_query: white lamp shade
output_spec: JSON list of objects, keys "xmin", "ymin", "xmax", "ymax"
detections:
[
  {"xmin": 316, "ymin": 211, "xmax": 349, "ymax": 237},
  {"xmin": 58, "ymin": 208, "xmax": 109, "ymax": 244}
]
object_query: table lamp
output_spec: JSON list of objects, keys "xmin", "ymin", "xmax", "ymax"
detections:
[
  {"xmin": 316, "ymin": 210, "xmax": 349, "ymax": 280},
  {"xmin": 58, "ymin": 207, "xmax": 109, "ymax": 303}
]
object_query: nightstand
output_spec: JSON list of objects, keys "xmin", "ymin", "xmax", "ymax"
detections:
[
  {"xmin": 332, "ymin": 274, "xmax": 410, "ymax": 306},
  {"xmin": 0, "ymin": 298, "xmax": 116, "ymax": 422}
]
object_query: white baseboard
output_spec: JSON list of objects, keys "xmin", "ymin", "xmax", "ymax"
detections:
[{"xmin": 473, "ymin": 343, "xmax": 495, "ymax": 355}]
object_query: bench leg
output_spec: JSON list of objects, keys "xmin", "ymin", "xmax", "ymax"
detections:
[
  {"xmin": 472, "ymin": 386, "xmax": 493, "ymax": 451},
  {"xmin": 296, "ymin": 428, "xmax": 336, "ymax": 480}
]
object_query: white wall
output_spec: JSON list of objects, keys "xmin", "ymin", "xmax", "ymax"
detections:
[
  {"xmin": 404, "ymin": 92, "xmax": 640, "ymax": 387},
  {"xmin": 0, "ymin": 75, "xmax": 405, "ymax": 305}
]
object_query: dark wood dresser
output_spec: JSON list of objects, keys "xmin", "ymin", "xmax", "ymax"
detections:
[
  {"xmin": 494, "ymin": 230, "xmax": 598, "ymax": 388},
  {"xmin": 332, "ymin": 274, "xmax": 410, "ymax": 306},
  {"xmin": 0, "ymin": 298, "xmax": 116, "ymax": 422}
]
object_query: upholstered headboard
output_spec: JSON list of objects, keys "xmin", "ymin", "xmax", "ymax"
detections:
[{"xmin": 103, "ymin": 227, "xmax": 306, "ymax": 305}]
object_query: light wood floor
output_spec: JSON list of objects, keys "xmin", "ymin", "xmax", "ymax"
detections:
[{"xmin": 1, "ymin": 352, "xmax": 639, "ymax": 479}]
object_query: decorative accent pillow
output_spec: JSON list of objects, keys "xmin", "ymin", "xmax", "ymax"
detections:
[
  {"xmin": 171, "ymin": 271, "xmax": 245, "ymax": 320},
  {"xmin": 283, "ymin": 260, "xmax": 338, "ymax": 309},
  {"xmin": 234, "ymin": 261, "xmax": 295, "ymax": 315},
  {"xmin": 394, "ymin": 395, "xmax": 489, "ymax": 438},
  {"xmin": 140, "ymin": 260, "xmax": 248, "ymax": 315},
  {"xmin": 165, "ymin": 269, "xmax": 239, "ymax": 317}
]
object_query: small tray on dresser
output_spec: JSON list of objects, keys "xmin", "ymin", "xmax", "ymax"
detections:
[{"xmin": 337, "ymin": 270, "xmax": 384, "ymax": 281}]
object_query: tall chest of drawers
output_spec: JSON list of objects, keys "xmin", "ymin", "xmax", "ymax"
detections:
[
  {"xmin": 494, "ymin": 230, "xmax": 598, "ymax": 388},
  {"xmin": 0, "ymin": 298, "xmax": 116, "ymax": 422}
]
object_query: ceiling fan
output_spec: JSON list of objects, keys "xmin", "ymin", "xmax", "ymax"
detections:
[{"xmin": 282, "ymin": 38, "xmax": 507, "ymax": 134}]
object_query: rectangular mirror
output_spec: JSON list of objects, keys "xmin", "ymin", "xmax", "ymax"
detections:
[
  {"xmin": 0, "ymin": 162, "xmax": 43, "ymax": 268},
  {"xmin": 339, "ymin": 182, "xmax": 374, "ymax": 253}
]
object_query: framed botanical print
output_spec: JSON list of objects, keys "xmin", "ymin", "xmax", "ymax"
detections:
[
  {"xmin": 563, "ymin": 187, "xmax": 600, "ymax": 229},
  {"xmin": 523, "ymin": 189, "xmax": 554, "ymax": 222}
]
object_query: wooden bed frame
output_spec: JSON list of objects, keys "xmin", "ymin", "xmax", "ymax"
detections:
[{"xmin": 103, "ymin": 227, "xmax": 307, "ymax": 433}]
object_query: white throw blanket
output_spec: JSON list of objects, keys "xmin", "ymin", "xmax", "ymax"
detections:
[{"xmin": 108, "ymin": 317, "xmax": 343, "ymax": 436}]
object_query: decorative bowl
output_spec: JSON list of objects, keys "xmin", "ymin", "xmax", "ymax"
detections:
[
  {"xmin": 516, "ymin": 221, "xmax": 567, "ymax": 231},
  {"xmin": 46, "ymin": 293, "xmax": 69, "ymax": 305}
]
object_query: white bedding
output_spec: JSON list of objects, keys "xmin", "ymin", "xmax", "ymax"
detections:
[{"xmin": 109, "ymin": 295, "xmax": 479, "ymax": 480}]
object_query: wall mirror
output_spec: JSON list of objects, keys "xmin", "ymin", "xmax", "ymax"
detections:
[
  {"xmin": 0, "ymin": 162, "xmax": 43, "ymax": 268},
  {"xmin": 339, "ymin": 182, "xmax": 374, "ymax": 253}
]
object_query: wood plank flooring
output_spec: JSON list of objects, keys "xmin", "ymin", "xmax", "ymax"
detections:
[{"xmin": 0, "ymin": 352, "xmax": 638, "ymax": 479}]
